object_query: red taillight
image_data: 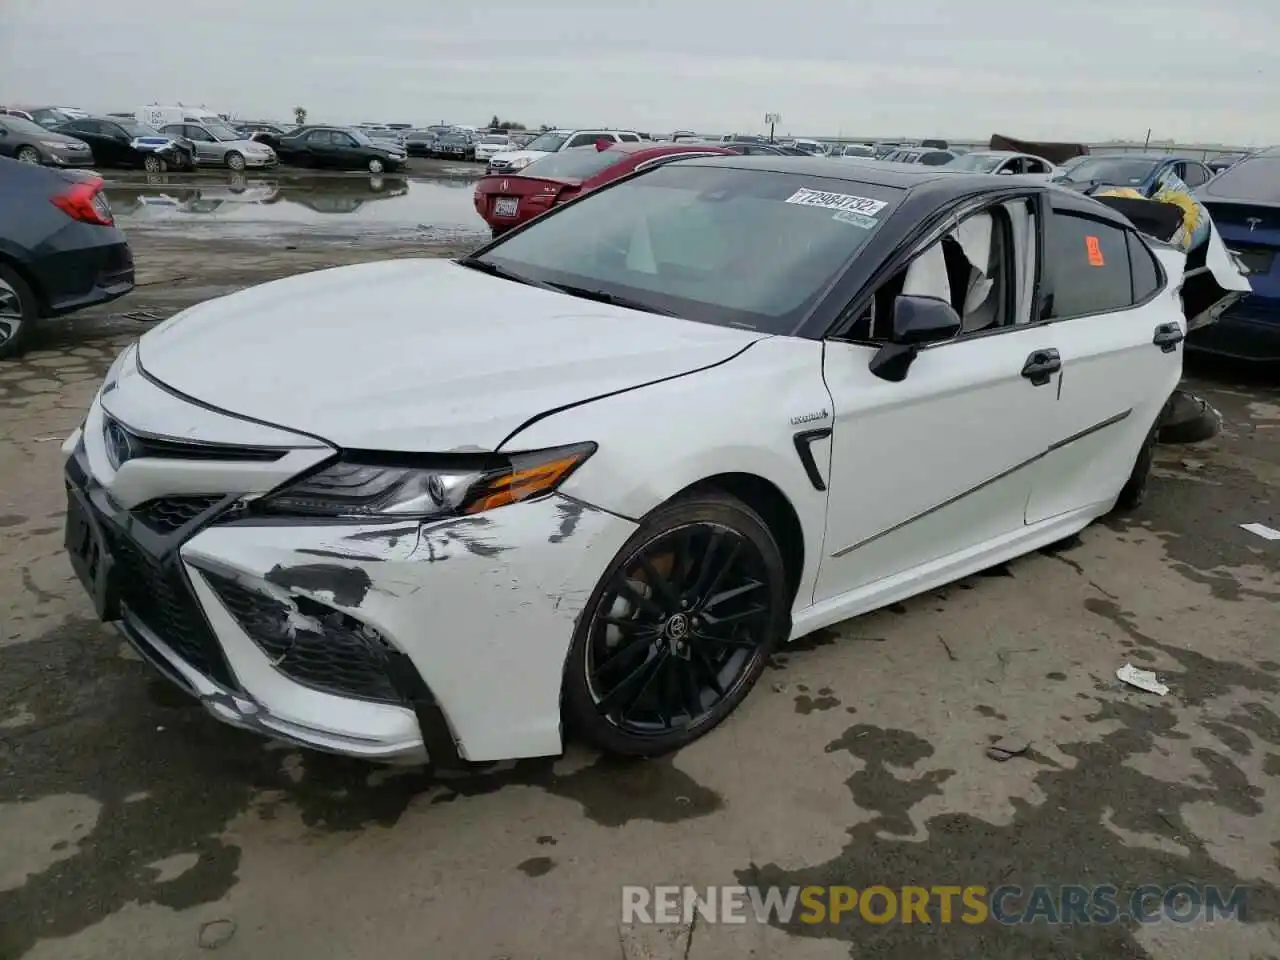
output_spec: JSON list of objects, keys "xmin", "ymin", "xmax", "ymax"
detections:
[{"xmin": 51, "ymin": 178, "xmax": 113, "ymax": 226}]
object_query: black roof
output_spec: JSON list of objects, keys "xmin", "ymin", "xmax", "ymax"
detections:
[{"xmin": 679, "ymin": 154, "xmax": 1133, "ymax": 229}]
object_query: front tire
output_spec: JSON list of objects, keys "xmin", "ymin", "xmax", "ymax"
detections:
[
  {"xmin": 16, "ymin": 146, "xmax": 41, "ymax": 164},
  {"xmin": 368, "ymin": 157, "xmax": 385, "ymax": 174},
  {"xmin": 225, "ymin": 151, "xmax": 246, "ymax": 172},
  {"xmin": 0, "ymin": 264, "xmax": 38, "ymax": 361},
  {"xmin": 562, "ymin": 492, "xmax": 789, "ymax": 757}
]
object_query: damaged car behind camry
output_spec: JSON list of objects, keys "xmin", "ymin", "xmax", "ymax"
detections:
[{"xmin": 62, "ymin": 157, "xmax": 1249, "ymax": 766}]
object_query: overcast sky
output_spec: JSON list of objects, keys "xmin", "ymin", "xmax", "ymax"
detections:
[{"xmin": 2, "ymin": 0, "xmax": 1273, "ymax": 144}]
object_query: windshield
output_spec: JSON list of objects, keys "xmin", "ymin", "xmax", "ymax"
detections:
[
  {"xmin": 119, "ymin": 121, "xmax": 164, "ymax": 138},
  {"xmin": 348, "ymin": 130, "xmax": 375, "ymax": 146},
  {"xmin": 204, "ymin": 122, "xmax": 243, "ymax": 141},
  {"xmin": 481, "ymin": 134, "xmax": 509, "ymax": 144},
  {"xmin": 523, "ymin": 132, "xmax": 569, "ymax": 152},
  {"xmin": 1202, "ymin": 156, "xmax": 1280, "ymax": 203},
  {"xmin": 522, "ymin": 146, "xmax": 627, "ymax": 180},
  {"xmin": 946, "ymin": 153, "xmax": 1004, "ymax": 172},
  {"xmin": 1059, "ymin": 157, "xmax": 1158, "ymax": 185},
  {"xmin": 1, "ymin": 115, "xmax": 53, "ymax": 137},
  {"xmin": 843, "ymin": 145, "xmax": 874, "ymax": 157},
  {"xmin": 477, "ymin": 165, "xmax": 901, "ymax": 333},
  {"xmin": 440, "ymin": 133, "xmax": 466, "ymax": 143}
]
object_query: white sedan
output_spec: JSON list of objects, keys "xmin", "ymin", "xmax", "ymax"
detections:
[{"xmin": 63, "ymin": 157, "xmax": 1249, "ymax": 765}]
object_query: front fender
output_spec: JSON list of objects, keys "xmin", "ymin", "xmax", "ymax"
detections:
[{"xmin": 502, "ymin": 336, "xmax": 832, "ymax": 610}]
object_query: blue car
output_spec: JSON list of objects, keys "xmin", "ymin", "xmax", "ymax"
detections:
[
  {"xmin": 1192, "ymin": 147, "xmax": 1280, "ymax": 362},
  {"xmin": 1052, "ymin": 152, "xmax": 1214, "ymax": 195}
]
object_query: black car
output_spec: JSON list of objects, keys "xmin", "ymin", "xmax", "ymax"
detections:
[
  {"xmin": 404, "ymin": 129, "xmax": 437, "ymax": 157},
  {"xmin": 431, "ymin": 131, "xmax": 475, "ymax": 161},
  {"xmin": 0, "ymin": 158, "xmax": 135, "ymax": 359},
  {"xmin": 259, "ymin": 126, "xmax": 406, "ymax": 173},
  {"xmin": 52, "ymin": 117, "xmax": 197, "ymax": 172}
]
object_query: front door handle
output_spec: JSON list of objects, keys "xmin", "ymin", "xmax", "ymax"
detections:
[
  {"xmin": 1153, "ymin": 322, "xmax": 1185, "ymax": 353},
  {"xmin": 1021, "ymin": 348, "xmax": 1062, "ymax": 386}
]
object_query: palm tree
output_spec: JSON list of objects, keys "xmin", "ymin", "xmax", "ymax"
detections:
[{"xmin": 293, "ymin": 106, "xmax": 307, "ymax": 126}]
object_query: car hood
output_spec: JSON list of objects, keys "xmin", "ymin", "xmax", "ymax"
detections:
[
  {"xmin": 489, "ymin": 149, "xmax": 551, "ymax": 165},
  {"xmin": 137, "ymin": 258, "xmax": 766, "ymax": 452},
  {"xmin": 222, "ymin": 138, "xmax": 273, "ymax": 152}
]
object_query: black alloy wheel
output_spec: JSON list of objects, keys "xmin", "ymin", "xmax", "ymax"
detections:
[{"xmin": 564, "ymin": 492, "xmax": 787, "ymax": 756}]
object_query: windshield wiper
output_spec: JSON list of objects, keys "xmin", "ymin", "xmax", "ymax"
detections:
[
  {"xmin": 542, "ymin": 282, "xmax": 677, "ymax": 317},
  {"xmin": 455, "ymin": 257, "xmax": 559, "ymax": 291}
]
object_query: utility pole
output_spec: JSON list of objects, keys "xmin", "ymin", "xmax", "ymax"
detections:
[{"xmin": 765, "ymin": 113, "xmax": 781, "ymax": 144}]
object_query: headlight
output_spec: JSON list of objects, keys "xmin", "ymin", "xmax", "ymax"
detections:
[
  {"xmin": 41, "ymin": 140, "xmax": 69, "ymax": 148},
  {"xmin": 508, "ymin": 157, "xmax": 531, "ymax": 170},
  {"xmin": 258, "ymin": 442, "xmax": 596, "ymax": 520}
]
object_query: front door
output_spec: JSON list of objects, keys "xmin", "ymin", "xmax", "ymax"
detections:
[
  {"xmin": 815, "ymin": 198, "xmax": 1060, "ymax": 604},
  {"xmin": 1024, "ymin": 207, "xmax": 1181, "ymax": 523}
]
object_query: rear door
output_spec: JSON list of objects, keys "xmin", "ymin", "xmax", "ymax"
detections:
[{"xmin": 1023, "ymin": 208, "xmax": 1179, "ymax": 524}]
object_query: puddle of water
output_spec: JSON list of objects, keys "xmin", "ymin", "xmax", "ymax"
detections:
[{"xmin": 104, "ymin": 174, "xmax": 485, "ymax": 241}]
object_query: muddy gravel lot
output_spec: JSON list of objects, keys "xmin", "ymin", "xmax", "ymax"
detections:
[{"xmin": 1, "ymin": 171, "xmax": 1278, "ymax": 960}]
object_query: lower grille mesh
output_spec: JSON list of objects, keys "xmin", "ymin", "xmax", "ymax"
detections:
[
  {"xmin": 204, "ymin": 572, "xmax": 404, "ymax": 704},
  {"xmin": 106, "ymin": 530, "xmax": 233, "ymax": 685}
]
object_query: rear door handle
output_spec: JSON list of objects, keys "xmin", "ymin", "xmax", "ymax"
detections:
[
  {"xmin": 1021, "ymin": 348, "xmax": 1062, "ymax": 386},
  {"xmin": 1153, "ymin": 322, "xmax": 1185, "ymax": 353}
]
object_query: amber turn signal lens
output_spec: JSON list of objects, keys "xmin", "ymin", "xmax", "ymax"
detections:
[{"xmin": 464, "ymin": 447, "xmax": 593, "ymax": 514}]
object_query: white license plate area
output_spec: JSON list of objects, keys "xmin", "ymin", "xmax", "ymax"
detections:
[{"xmin": 493, "ymin": 197, "xmax": 519, "ymax": 218}]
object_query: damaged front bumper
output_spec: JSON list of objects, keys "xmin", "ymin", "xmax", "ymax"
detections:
[{"xmin": 63, "ymin": 392, "xmax": 638, "ymax": 765}]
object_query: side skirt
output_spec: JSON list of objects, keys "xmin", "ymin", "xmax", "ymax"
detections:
[{"xmin": 787, "ymin": 499, "xmax": 1111, "ymax": 642}]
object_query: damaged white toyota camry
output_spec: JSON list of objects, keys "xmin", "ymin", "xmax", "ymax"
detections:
[{"xmin": 64, "ymin": 156, "xmax": 1249, "ymax": 765}]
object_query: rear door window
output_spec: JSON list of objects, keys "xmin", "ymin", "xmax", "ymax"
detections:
[{"xmin": 1045, "ymin": 212, "xmax": 1135, "ymax": 318}]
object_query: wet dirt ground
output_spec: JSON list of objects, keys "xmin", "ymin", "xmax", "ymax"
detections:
[{"xmin": 0, "ymin": 206, "xmax": 1278, "ymax": 959}]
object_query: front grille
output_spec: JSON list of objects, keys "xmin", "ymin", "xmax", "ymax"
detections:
[
  {"xmin": 132, "ymin": 495, "xmax": 224, "ymax": 533},
  {"xmin": 102, "ymin": 416, "xmax": 286, "ymax": 465},
  {"xmin": 204, "ymin": 571, "xmax": 404, "ymax": 704},
  {"xmin": 105, "ymin": 528, "xmax": 234, "ymax": 686}
]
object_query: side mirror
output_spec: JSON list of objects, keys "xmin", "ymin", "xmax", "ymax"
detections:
[
  {"xmin": 997, "ymin": 168, "xmax": 1014, "ymax": 175},
  {"xmin": 869, "ymin": 295, "xmax": 962, "ymax": 382}
]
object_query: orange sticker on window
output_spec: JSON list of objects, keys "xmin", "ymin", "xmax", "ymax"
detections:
[{"xmin": 1085, "ymin": 235, "xmax": 1105, "ymax": 266}]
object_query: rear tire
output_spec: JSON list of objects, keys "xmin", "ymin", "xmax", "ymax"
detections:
[
  {"xmin": 0, "ymin": 264, "xmax": 38, "ymax": 361},
  {"xmin": 1114, "ymin": 427, "xmax": 1157, "ymax": 512},
  {"xmin": 143, "ymin": 154, "xmax": 165, "ymax": 173},
  {"xmin": 16, "ymin": 146, "xmax": 41, "ymax": 164},
  {"xmin": 225, "ymin": 151, "xmax": 246, "ymax": 172},
  {"xmin": 562, "ymin": 492, "xmax": 789, "ymax": 757}
]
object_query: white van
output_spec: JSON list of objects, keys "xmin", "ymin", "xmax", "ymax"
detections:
[{"xmin": 136, "ymin": 105, "xmax": 224, "ymax": 129}]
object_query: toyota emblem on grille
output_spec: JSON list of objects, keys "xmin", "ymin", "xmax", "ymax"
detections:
[
  {"xmin": 1247, "ymin": 217, "xmax": 1262, "ymax": 232},
  {"xmin": 104, "ymin": 419, "xmax": 134, "ymax": 470}
]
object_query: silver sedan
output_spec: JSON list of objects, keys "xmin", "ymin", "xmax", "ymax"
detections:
[{"xmin": 159, "ymin": 120, "xmax": 277, "ymax": 171}]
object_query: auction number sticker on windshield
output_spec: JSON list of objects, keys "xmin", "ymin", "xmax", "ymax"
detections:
[{"xmin": 784, "ymin": 188, "xmax": 887, "ymax": 218}]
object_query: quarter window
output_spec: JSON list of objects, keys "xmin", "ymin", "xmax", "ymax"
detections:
[
  {"xmin": 1128, "ymin": 233, "xmax": 1163, "ymax": 302},
  {"xmin": 1044, "ymin": 213, "xmax": 1133, "ymax": 319}
]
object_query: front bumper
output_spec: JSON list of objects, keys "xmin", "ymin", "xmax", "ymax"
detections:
[
  {"xmin": 63, "ymin": 381, "xmax": 636, "ymax": 763},
  {"xmin": 241, "ymin": 154, "xmax": 277, "ymax": 168},
  {"xmin": 47, "ymin": 150, "xmax": 95, "ymax": 167}
]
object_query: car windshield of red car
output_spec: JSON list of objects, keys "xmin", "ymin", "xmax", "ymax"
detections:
[{"xmin": 521, "ymin": 147, "xmax": 627, "ymax": 180}]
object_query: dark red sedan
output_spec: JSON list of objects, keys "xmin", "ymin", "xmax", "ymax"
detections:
[{"xmin": 474, "ymin": 141, "xmax": 731, "ymax": 237}]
